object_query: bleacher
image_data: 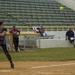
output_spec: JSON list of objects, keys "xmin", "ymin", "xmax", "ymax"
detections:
[{"xmin": 0, "ymin": 0, "xmax": 75, "ymax": 26}]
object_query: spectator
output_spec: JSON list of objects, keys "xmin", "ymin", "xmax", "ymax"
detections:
[
  {"xmin": 39, "ymin": 26, "xmax": 45, "ymax": 37},
  {"xmin": 66, "ymin": 28, "xmax": 74, "ymax": 45},
  {"xmin": 10, "ymin": 26, "xmax": 20, "ymax": 52},
  {"xmin": 0, "ymin": 22, "xmax": 14, "ymax": 69},
  {"xmin": 32, "ymin": 26, "xmax": 39, "ymax": 33}
]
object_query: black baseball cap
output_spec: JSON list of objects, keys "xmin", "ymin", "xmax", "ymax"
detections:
[{"xmin": 0, "ymin": 22, "xmax": 3, "ymax": 26}]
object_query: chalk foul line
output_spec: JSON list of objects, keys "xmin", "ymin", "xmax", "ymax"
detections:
[{"xmin": 31, "ymin": 63, "xmax": 75, "ymax": 69}]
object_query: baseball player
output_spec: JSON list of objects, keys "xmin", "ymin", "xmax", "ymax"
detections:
[{"xmin": 0, "ymin": 22, "xmax": 14, "ymax": 69}]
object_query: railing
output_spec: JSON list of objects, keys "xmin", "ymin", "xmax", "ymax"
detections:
[
  {"xmin": 5, "ymin": 26, "xmax": 75, "ymax": 32},
  {"xmin": 6, "ymin": 32, "xmax": 40, "ymax": 51}
]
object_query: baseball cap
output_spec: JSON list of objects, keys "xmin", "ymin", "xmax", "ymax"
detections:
[{"xmin": 0, "ymin": 22, "xmax": 3, "ymax": 26}]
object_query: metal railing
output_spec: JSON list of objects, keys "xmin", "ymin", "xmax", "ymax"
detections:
[
  {"xmin": 6, "ymin": 32, "xmax": 40, "ymax": 51},
  {"xmin": 5, "ymin": 26, "xmax": 75, "ymax": 32}
]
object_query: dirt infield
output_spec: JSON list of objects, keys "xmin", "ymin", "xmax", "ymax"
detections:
[{"xmin": 0, "ymin": 61, "xmax": 75, "ymax": 75}]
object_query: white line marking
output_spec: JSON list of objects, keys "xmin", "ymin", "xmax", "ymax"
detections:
[
  {"xmin": 37, "ymin": 71, "xmax": 72, "ymax": 75},
  {"xmin": 0, "ymin": 70, "xmax": 11, "ymax": 72},
  {"xmin": 31, "ymin": 63, "xmax": 75, "ymax": 69}
]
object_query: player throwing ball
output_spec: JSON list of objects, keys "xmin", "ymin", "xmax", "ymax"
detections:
[{"xmin": 0, "ymin": 22, "xmax": 14, "ymax": 69}]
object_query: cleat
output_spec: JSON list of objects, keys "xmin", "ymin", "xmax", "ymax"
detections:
[{"xmin": 11, "ymin": 63, "xmax": 14, "ymax": 69}]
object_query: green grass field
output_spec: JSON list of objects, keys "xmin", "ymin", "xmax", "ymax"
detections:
[{"xmin": 0, "ymin": 47, "xmax": 75, "ymax": 61}]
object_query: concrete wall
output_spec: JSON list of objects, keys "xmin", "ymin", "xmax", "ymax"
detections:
[
  {"xmin": 46, "ymin": 31, "xmax": 66, "ymax": 39},
  {"xmin": 36, "ymin": 39, "xmax": 74, "ymax": 48},
  {"xmin": 19, "ymin": 31, "xmax": 67, "ymax": 40},
  {"xmin": 18, "ymin": 31, "xmax": 75, "ymax": 48},
  {"xmin": 36, "ymin": 31, "xmax": 75, "ymax": 48},
  {"xmin": 56, "ymin": 0, "xmax": 75, "ymax": 11}
]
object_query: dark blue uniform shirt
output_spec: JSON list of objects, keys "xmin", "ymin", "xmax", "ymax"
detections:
[
  {"xmin": 0, "ymin": 28, "xmax": 7, "ymax": 45},
  {"xmin": 66, "ymin": 30, "xmax": 74, "ymax": 39}
]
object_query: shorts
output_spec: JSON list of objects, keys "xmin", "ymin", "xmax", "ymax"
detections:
[{"xmin": 68, "ymin": 37, "xmax": 74, "ymax": 43}]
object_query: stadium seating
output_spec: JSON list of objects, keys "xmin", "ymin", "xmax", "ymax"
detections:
[{"xmin": 0, "ymin": 0, "xmax": 75, "ymax": 26}]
